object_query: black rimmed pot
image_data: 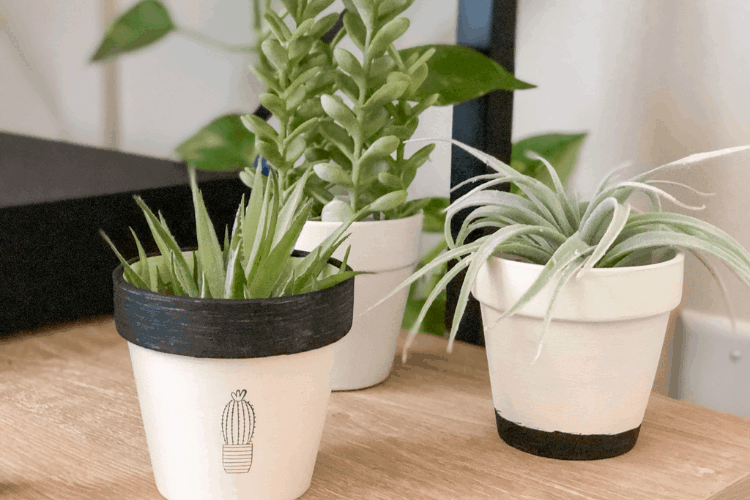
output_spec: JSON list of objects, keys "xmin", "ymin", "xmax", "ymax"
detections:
[{"xmin": 112, "ymin": 251, "xmax": 354, "ymax": 500}]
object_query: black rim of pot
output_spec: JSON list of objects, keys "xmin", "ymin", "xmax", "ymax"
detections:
[{"xmin": 113, "ymin": 250, "xmax": 355, "ymax": 359}]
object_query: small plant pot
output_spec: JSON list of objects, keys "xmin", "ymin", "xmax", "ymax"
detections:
[
  {"xmin": 473, "ymin": 252, "xmax": 685, "ymax": 460},
  {"xmin": 113, "ymin": 252, "xmax": 354, "ymax": 500},
  {"xmin": 296, "ymin": 212, "xmax": 423, "ymax": 390}
]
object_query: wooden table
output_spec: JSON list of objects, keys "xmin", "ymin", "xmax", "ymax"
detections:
[{"xmin": 1, "ymin": 318, "xmax": 749, "ymax": 499}]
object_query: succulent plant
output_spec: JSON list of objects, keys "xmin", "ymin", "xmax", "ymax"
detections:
[
  {"xmin": 241, "ymin": 0, "xmax": 534, "ymax": 222},
  {"xmin": 385, "ymin": 140, "xmax": 750, "ymax": 360},
  {"xmin": 101, "ymin": 168, "xmax": 360, "ymax": 299}
]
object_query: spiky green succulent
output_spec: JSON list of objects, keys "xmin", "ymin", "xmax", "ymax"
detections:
[
  {"xmin": 101, "ymin": 168, "xmax": 359, "ymax": 299},
  {"xmin": 386, "ymin": 140, "xmax": 750, "ymax": 359}
]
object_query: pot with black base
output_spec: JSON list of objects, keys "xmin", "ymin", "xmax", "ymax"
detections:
[
  {"xmin": 475, "ymin": 253, "xmax": 684, "ymax": 460},
  {"xmin": 389, "ymin": 140, "xmax": 750, "ymax": 460}
]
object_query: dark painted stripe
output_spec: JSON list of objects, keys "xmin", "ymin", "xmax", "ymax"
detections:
[
  {"xmin": 113, "ymin": 251, "xmax": 355, "ymax": 358},
  {"xmin": 494, "ymin": 410, "xmax": 640, "ymax": 460}
]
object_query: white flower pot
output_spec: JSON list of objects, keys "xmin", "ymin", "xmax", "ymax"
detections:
[
  {"xmin": 296, "ymin": 212, "xmax": 423, "ymax": 390},
  {"xmin": 472, "ymin": 252, "xmax": 685, "ymax": 460},
  {"xmin": 112, "ymin": 254, "xmax": 355, "ymax": 499}
]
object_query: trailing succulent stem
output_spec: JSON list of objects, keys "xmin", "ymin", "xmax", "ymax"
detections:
[
  {"xmin": 312, "ymin": 0, "xmax": 439, "ymax": 220},
  {"xmin": 102, "ymin": 168, "xmax": 360, "ymax": 299},
  {"xmin": 244, "ymin": 0, "xmax": 448, "ymax": 221},
  {"xmin": 380, "ymin": 140, "xmax": 750, "ymax": 361},
  {"xmin": 241, "ymin": 0, "xmax": 342, "ymax": 208}
]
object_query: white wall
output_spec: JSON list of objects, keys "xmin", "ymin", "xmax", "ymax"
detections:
[
  {"xmin": 513, "ymin": 0, "xmax": 750, "ymax": 322},
  {"xmin": 1, "ymin": 0, "xmax": 454, "ymax": 202}
]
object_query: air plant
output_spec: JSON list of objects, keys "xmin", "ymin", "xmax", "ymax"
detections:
[
  {"xmin": 101, "ymin": 168, "xmax": 363, "ymax": 300},
  {"xmin": 385, "ymin": 140, "xmax": 750, "ymax": 360}
]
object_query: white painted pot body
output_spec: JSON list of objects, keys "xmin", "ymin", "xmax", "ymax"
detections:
[
  {"xmin": 127, "ymin": 343, "xmax": 334, "ymax": 500},
  {"xmin": 473, "ymin": 253, "xmax": 684, "ymax": 436},
  {"xmin": 295, "ymin": 213, "xmax": 423, "ymax": 390}
]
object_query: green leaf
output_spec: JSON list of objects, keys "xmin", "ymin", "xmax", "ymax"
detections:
[
  {"xmin": 258, "ymin": 93, "xmax": 287, "ymax": 120},
  {"xmin": 189, "ymin": 169, "xmax": 225, "ymax": 297},
  {"xmin": 321, "ymin": 199, "xmax": 355, "ymax": 222},
  {"xmin": 511, "ymin": 133, "xmax": 587, "ymax": 189},
  {"xmin": 314, "ymin": 162, "xmax": 353, "ymax": 186},
  {"xmin": 369, "ymin": 17, "xmax": 409, "ymax": 57},
  {"xmin": 319, "ymin": 121, "xmax": 355, "ymax": 156},
  {"xmin": 308, "ymin": 11, "xmax": 340, "ymax": 38},
  {"xmin": 342, "ymin": 11, "xmax": 366, "ymax": 51},
  {"xmin": 176, "ymin": 114, "xmax": 256, "ymax": 172},
  {"xmin": 129, "ymin": 228, "xmax": 153, "ymax": 289},
  {"xmin": 241, "ymin": 114, "xmax": 278, "ymax": 143},
  {"xmin": 100, "ymin": 230, "xmax": 150, "ymax": 290},
  {"xmin": 363, "ymin": 81, "xmax": 409, "ymax": 112},
  {"xmin": 261, "ymin": 39, "xmax": 289, "ymax": 71},
  {"xmin": 399, "ymin": 45, "xmax": 535, "ymax": 106},
  {"xmin": 421, "ymin": 197, "xmax": 449, "ymax": 233},
  {"xmin": 321, "ymin": 95, "xmax": 358, "ymax": 131},
  {"xmin": 91, "ymin": 0, "xmax": 174, "ymax": 62},
  {"xmin": 248, "ymin": 201, "xmax": 312, "ymax": 297},
  {"xmin": 265, "ymin": 10, "xmax": 292, "ymax": 42},
  {"xmin": 334, "ymin": 48, "xmax": 365, "ymax": 81},
  {"xmin": 368, "ymin": 190, "xmax": 408, "ymax": 212},
  {"xmin": 360, "ymin": 136, "xmax": 400, "ymax": 169},
  {"xmin": 378, "ymin": 172, "xmax": 402, "ymax": 189}
]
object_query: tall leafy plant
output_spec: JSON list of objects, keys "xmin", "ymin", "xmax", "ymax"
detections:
[{"xmin": 241, "ymin": 0, "xmax": 534, "ymax": 221}]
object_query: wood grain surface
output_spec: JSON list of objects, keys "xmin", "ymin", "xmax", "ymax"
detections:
[{"xmin": 1, "ymin": 318, "xmax": 749, "ymax": 499}]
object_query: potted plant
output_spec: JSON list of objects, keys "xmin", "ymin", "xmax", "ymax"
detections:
[
  {"xmin": 387, "ymin": 140, "xmax": 750, "ymax": 460},
  {"xmin": 102, "ymin": 168, "xmax": 360, "ymax": 500},
  {"xmin": 240, "ymin": 0, "xmax": 533, "ymax": 390}
]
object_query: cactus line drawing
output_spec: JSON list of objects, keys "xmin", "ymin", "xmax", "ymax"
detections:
[{"xmin": 221, "ymin": 389, "xmax": 255, "ymax": 474}]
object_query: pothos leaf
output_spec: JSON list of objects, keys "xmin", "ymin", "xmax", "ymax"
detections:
[{"xmin": 91, "ymin": 0, "xmax": 174, "ymax": 62}]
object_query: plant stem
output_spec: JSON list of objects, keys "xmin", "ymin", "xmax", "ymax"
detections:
[
  {"xmin": 179, "ymin": 27, "xmax": 257, "ymax": 54},
  {"xmin": 350, "ymin": 23, "xmax": 374, "ymax": 213}
]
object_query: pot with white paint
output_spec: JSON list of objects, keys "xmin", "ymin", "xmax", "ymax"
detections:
[
  {"xmin": 295, "ymin": 212, "xmax": 423, "ymax": 390},
  {"xmin": 473, "ymin": 252, "xmax": 684, "ymax": 460},
  {"xmin": 112, "ymin": 254, "xmax": 354, "ymax": 500}
]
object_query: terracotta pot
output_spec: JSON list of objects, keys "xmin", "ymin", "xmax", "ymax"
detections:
[
  {"xmin": 295, "ymin": 212, "xmax": 423, "ymax": 390},
  {"xmin": 473, "ymin": 252, "xmax": 685, "ymax": 460},
  {"xmin": 113, "ymin": 252, "xmax": 354, "ymax": 500}
]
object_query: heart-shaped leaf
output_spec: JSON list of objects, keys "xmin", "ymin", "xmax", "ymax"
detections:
[
  {"xmin": 91, "ymin": 0, "xmax": 174, "ymax": 62},
  {"xmin": 176, "ymin": 114, "xmax": 256, "ymax": 172},
  {"xmin": 399, "ymin": 45, "xmax": 535, "ymax": 106}
]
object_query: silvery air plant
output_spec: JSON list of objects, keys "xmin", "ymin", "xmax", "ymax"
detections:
[
  {"xmin": 390, "ymin": 140, "xmax": 750, "ymax": 362},
  {"xmin": 379, "ymin": 140, "xmax": 750, "ymax": 460},
  {"xmin": 101, "ymin": 168, "xmax": 358, "ymax": 299}
]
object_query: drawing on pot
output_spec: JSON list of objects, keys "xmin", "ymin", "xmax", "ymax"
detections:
[{"xmin": 221, "ymin": 389, "xmax": 255, "ymax": 474}]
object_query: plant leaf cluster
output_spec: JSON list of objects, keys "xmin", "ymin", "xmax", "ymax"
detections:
[
  {"xmin": 388, "ymin": 140, "xmax": 750, "ymax": 360},
  {"xmin": 240, "ymin": 0, "xmax": 342, "ymax": 211},
  {"xmin": 102, "ymin": 168, "xmax": 358, "ymax": 299},
  {"xmin": 244, "ymin": 0, "xmax": 534, "ymax": 221},
  {"xmin": 402, "ymin": 133, "xmax": 586, "ymax": 337}
]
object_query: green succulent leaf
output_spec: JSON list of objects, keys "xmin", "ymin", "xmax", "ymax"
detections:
[
  {"xmin": 368, "ymin": 190, "xmax": 408, "ymax": 212},
  {"xmin": 91, "ymin": 0, "xmax": 174, "ymax": 62},
  {"xmin": 314, "ymin": 162, "xmax": 353, "ymax": 186},
  {"xmin": 370, "ymin": 17, "xmax": 410, "ymax": 57},
  {"xmin": 176, "ymin": 114, "xmax": 256, "ymax": 172},
  {"xmin": 342, "ymin": 11, "xmax": 367, "ymax": 51},
  {"xmin": 399, "ymin": 45, "xmax": 535, "ymax": 106},
  {"xmin": 321, "ymin": 95, "xmax": 358, "ymax": 131}
]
